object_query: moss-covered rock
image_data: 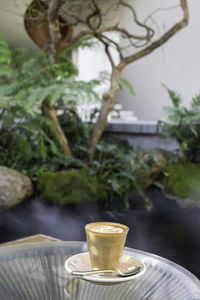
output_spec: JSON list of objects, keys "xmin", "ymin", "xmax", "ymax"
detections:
[
  {"xmin": 162, "ymin": 162, "xmax": 200, "ymax": 203},
  {"xmin": 135, "ymin": 148, "xmax": 168, "ymax": 189},
  {"xmin": 38, "ymin": 168, "xmax": 105, "ymax": 205}
]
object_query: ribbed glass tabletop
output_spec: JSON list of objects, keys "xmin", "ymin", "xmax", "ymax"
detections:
[{"xmin": 0, "ymin": 241, "xmax": 199, "ymax": 300}]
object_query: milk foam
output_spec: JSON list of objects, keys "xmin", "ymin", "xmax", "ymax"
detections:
[{"xmin": 90, "ymin": 224, "xmax": 123, "ymax": 233}]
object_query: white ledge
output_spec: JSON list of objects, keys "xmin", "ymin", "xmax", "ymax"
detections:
[{"xmin": 105, "ymin": 120, "xmax": 159, "ymax": 134}]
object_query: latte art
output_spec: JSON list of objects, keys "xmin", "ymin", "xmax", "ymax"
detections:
[{"xmin": 90, "ymin": 225, "xmax": 124, "ymax": 234}]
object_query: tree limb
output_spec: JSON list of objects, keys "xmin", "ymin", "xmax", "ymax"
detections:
[
  {"xmin": 42, "ymin": 99, "xmax": 72, "ymax": 156},
  {"xmin": 88, "ymin": 0, "xmax": 189, "ymax": 162},
  {"xmin": 88, "ymin": 68, "xmax": 120, "ymax": 163},
  {"xmin": 41, "ymin": 0, "xmax": 72, "ymax": 156},
  {"xmin": 120, "ymin": 0, "xmax": 189, "ymax": 67},
  {"xmin": 33, "ymin": 0, "xmax": 189, "ymax": 162},
  {"xmin": 119, "ymin": 0, "xmax": 154, "ymax": 41},
  {"xmin": 47, "ymin": 0, "xmax": 63, "ymax": 63}
]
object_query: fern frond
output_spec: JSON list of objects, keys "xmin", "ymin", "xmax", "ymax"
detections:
[
  {"xmin": 119, "ymin": 77, "xmax": 135, "ymax": 96},
  {"xmin": 162, "ymin": 84, "xmax": 182, "ymax": 107},
  {"xmin": 0, "ymin": 33, "xmax": 11, "ymax": 64}
]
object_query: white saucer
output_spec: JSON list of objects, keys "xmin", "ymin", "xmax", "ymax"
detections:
[{"xmin": 65, "ymin": 252, "xmax": 146, "ymax": 285}]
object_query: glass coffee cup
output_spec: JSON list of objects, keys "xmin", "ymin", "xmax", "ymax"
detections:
[{"xmin": 85, "ymin": 222, "xmax": 129, "ymax": 270}]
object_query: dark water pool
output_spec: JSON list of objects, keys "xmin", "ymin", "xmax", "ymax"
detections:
[{"xmin": 0, "ymin": 187, "xmax": 199, "ymax": 279}]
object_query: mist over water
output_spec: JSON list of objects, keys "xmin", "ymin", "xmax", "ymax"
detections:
[{"xmin": 0, "ymin": 188, "xmax": 199, "ymax": 279}]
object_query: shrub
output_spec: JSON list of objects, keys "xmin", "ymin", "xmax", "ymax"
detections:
[
  {"xmin": 0, "ymin": 33, "xmax": 103, "ymax": 180},
  {"xmin": 92, "ymin": 138, "xmax": 153, "ymax": 210},
  {"xmin": 162, "ymin": 162, "xmax": 200, "ymax": 201},
  {"xmin": 38, "ymin": 168, "xmax": 107, "ymax": 204},
  {"xmin": 160, "ymin": 86, "xmax": 200, "ymax": 162}
]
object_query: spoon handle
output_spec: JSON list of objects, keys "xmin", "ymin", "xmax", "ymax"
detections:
[{"xmin": 70, "ymin": 270, "xmax": 116, "ymax": 276}]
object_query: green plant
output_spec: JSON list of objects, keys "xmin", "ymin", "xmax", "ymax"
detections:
[
  {"xmin": 0, "ymin": 33, "xmax": 106, "ymax": 179},
  {"xmin": 91, "ymin": 138, "xmax": 152, "ymax": 210},
  {"xmin": 0, "ymin": 106, "xmax": 58, "ymax": 180},
  {"xmin": 94, "ymin": 140, "xmax": 136, "ymax": 205},
  {"xmin": 0, "ymin": 32, "xmax": 153, "ymax": 209},
  {"xmin": 58, "ymin": 105, "xmax": 90, "ymax": 160},
  {"xmin": 159, "ymin": 86, "xmax": 200, "ymax": 162},
  {"xmin": 0, "ymin": 35, "xmax": 104, "ymax": 112},
  {"xmin": 38, "ymin": 168, "xmax": 107, "ymax": 204},
  {"xmin": 161, "ymin": 162, "xmax": 200, "ymax": 201}
]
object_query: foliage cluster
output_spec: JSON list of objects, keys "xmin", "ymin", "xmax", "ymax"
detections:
[
  {"xmin": 38, "ymin": 168, "xmax": 106, "ymax": 204},
  {"xmin": 92, "ymin": 138, "xmax": 152, "ymax": 209},
  {"xmin": 160, "ymin": 86, "xmax": 200, "ymax": 162},
  {"xmin": 161, "ymin": 162, "xmax": 200, "ymax": 201},
  {"xmin": 0, "ymin": 33, "xmax": 106, "ymax": 179},
  {"xmin": 37, "ymin": 137, "xmax": 152, "ymax": 209},
  {"xmin": 0, "ymin": 33, "xmax": 105, "ymax": 109},
  {"xmin": 0, "ymin": 33, "xmax": 151, "ymax": 208}
]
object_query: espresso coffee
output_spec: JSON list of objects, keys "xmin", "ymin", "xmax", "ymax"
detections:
[{"xmin": 85, "ymin": 222, "xmax": 129, "ymax": 270}]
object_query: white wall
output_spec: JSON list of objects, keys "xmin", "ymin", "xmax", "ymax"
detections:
[
  {"xmin": 0, "ymin": 0, "xmax": 37, "ymax": 50},
  {"xmin": 115, "ymin": 0, "xmax": 200, "ymax": 120},
  {"xmin": 0, "ymin": 0, "xmax": 199, "ymax": 121}
]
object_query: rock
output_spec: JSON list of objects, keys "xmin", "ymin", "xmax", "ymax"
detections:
[
  {"xmin": 134, "ymin": 148, "xmax": 168, "ymax": 189},
  {"xmin": 0, "ymin": 166, "xmax": 33, "ymax": 211}
]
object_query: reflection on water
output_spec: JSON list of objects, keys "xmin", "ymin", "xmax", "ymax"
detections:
[{"xmin": 0, "ymin": 187, "xmax": 199, "ymax": 279}]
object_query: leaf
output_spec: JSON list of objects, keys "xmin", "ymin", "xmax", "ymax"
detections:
[
  {"xmin": 26, "ymin": 86, "xmax": 51, "ymax": 106},
  {"xmin": 21, "ymin": 58, "xmax": 40, "ymax": 74},
  {"xmin": 162, "ymin": 84, "xmax": 182, "ymax": 108},
  {"xmin": 133, "ymin": 182, "xmax": 153, "ymax": 211},
  {"xmin": 49, "ymin": 84, "xmax": 67, "ymax": 105},
  {"xmin": 107, "ymin": 179, "xmax": 121, "ymax": 193},
  {"xmin": 39, "ymin": 129, "xmax": 60, "ymax": 155},
  {"xmin": 37, "ymin": 138, "xmax": 47, "ymax": 161},
  {"xmin": 191, "ymin": 127, "xmax": 198, "ymax": 137},
  {"xmin": 13, "ymin": 132, "xmax": 32, "ymax": 154},
  {"xmin": 61, "ymin": 35, "xmax": 98, "ymax": 55},
  {"xmin": 191, "ymin": 94, "xmax": 200, "ymax": 111},
  {"xmin": 98, "ymin": 71, "xmax": 110, "ymax": 82},
  {"xmin": 48, "ymin": 61, "xmax": 78, "ymax": 79},
  {"xmin": 0, "ymin": 64, "xmax": 13, "ymax": 78},
  {"xmin": 119, "ymin": 77, "xmax": 135, "ymax": 96},
  {"xmin": 0, "ymin": 34, "xmax": 11, "ymax": 64}
]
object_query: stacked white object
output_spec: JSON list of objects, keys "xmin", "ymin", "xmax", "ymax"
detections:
[{"xmin": 77, "ymin": 103, "xmax": 138, "ymax": 123}]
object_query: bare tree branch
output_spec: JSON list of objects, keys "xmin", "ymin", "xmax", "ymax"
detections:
[
  {"xmin": 119, "ymin": 0, "xmax": 154, "ymax": 41},
  {"xmin": 119, "ymin": 0, "xmax": 189, "ymax": 68},
  {"xmin": 86, "ymin": 0, "xmax": 102, "ymax": 30},
  {"xmin": 25, "ymin": 0, "xmax": 189, "ymax": 162},
  {"xmin": 144, "ymin": 5, "xmax": 180, "ymax": 26},
  {"xmin": 88, "ymin": 0, "xmax": 189, "ymax": 162},
  {"xmin": 99, "ymin": 37, "xmax": 115, "ymax": 68},
  {"xmin": 88, "ymin": 68, "xmax": 120, "ymax": 162}
]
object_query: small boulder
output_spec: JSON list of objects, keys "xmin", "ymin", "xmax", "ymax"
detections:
[
  {"xmin": 134, "ymin": 148, "xmax": 168, "ymax": 189},
  {"xmin": 0, "ymin": 166, "xmax": 33, "ymax": 211}
]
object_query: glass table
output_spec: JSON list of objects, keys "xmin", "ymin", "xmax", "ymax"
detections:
[{"xmin": 0, "ymin": 241, "xmax": 199, "ymax": 300}]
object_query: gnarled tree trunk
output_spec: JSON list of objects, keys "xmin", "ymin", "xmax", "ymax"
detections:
[
  {"xmin": 88, "ymin": 68, "xmax": 121, "ymax": 162},
  {"xmin": 24, "ymin": 0, "xmax": 189, "ymax": 163},
  {"xmin": 43, "ymin": 0, "xmax": 73, "ymax": 156},
  {"xmin": 42, "ymin": 99, "xmax": 72, "ymax": 156}
]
